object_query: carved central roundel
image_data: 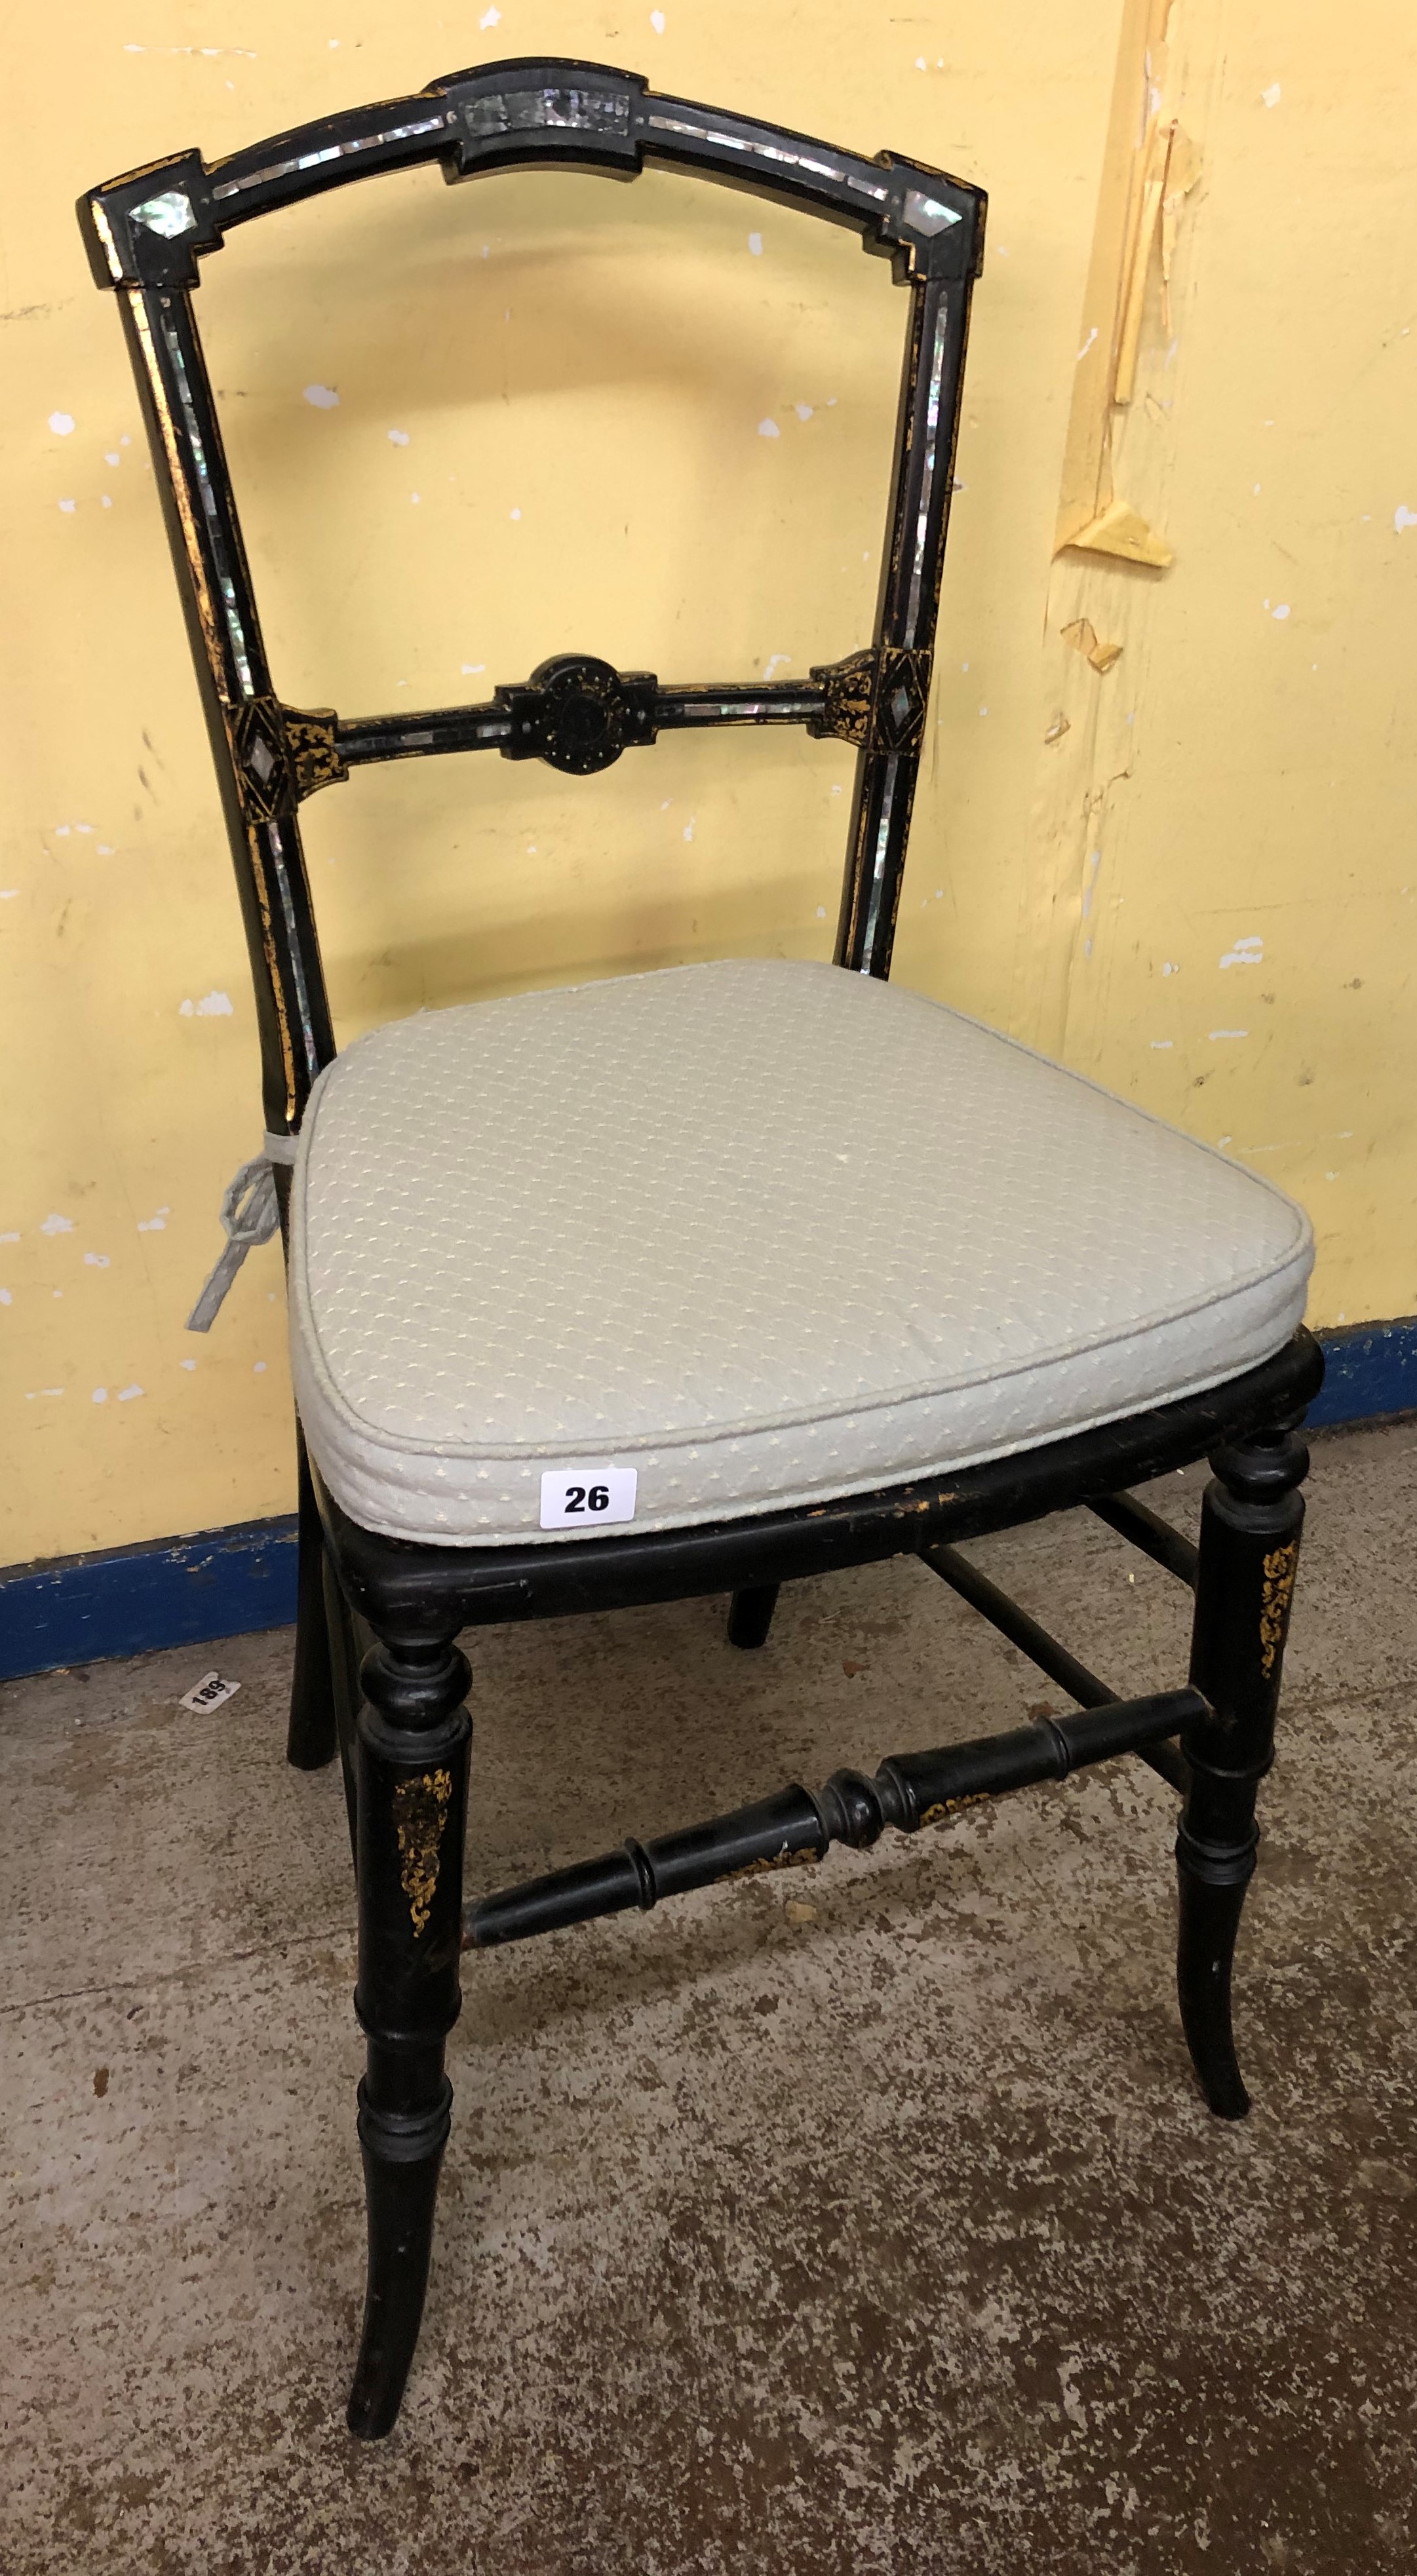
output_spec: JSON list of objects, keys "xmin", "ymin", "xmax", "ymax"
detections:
[{"xmin": 533, "ymin": 654, "xmax": 634, "ymax": 775}]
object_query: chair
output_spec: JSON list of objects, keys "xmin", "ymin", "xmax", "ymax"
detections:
[{"xmin": 80, "ymin": 59, "xmax": 1321, "ymax": 2441}]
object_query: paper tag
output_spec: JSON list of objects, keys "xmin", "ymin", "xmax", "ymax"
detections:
[
  {"xmin": 539, "ymin": 1466, "xmax": 638, "ymax": 1531},
  {"xmin": 180, "ymin": 1670, "xmax": 242, "ymax": 1713}
]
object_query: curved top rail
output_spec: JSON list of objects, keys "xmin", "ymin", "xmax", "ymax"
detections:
[{"xmin": 79, "ymin": 54, "xmax": 985, "ymax": 294}]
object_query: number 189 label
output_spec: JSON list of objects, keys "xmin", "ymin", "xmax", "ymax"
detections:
[{"xmin": 539, "ymin": 1465, "xmax": 638, "ymax": 1531}]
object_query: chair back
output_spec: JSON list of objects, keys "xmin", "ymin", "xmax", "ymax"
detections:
[{"xmin": 80, "ymin": 59, "xmax": 986, "ymax": 1134}]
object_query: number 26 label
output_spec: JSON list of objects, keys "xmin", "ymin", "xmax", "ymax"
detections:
[{"xmin": 539, "ymin": 1465, "xmax": 638, "ymax": 1530}]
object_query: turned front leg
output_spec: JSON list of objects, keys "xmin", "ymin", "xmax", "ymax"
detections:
[
  {"xmin": 347, "ymin": 1629, "xmax": 471, "ymax": 2439},
  {"xmin": 1178, "ymin": 1418, "xmax": 1308, "ymax": 2118}
]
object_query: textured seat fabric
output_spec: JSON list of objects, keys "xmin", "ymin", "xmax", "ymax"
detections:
[{"xmin": 288, "ymin": 959, "xmax": 1313, "ymax": 1546}]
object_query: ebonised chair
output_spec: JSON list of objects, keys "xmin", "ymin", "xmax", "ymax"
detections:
[{"xmin": 81, "ymin": 60, "xmax": 1321, "ymax": 2440}]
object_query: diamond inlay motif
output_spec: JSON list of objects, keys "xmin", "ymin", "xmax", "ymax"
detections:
[{"xmin": 130, "ymin": 190, "xmax": 197, "ymax": 239}]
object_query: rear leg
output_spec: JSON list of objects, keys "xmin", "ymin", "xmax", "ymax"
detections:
[
  {"xmin": 728, "ymin": 1585, "xmax": 779, "ymax": 1649},
  {"xmin": 287, "ymin": 1428, "xmax": 337, "ymax": 1771}
]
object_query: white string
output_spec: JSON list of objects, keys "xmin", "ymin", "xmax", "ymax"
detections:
[{"xmin": 185, "ymin": 1134, "xmax": 298, "ymax": 1332}]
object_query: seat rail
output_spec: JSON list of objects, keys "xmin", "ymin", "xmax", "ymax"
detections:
[{"xmin": 317, "ymin": 1327, "xmax": 1323, "ymax": 1633}]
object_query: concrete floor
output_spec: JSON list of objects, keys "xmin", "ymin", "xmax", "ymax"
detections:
[{"xmin": 2, "ymin": 1419, "xmax": 1414, "ymax": 2575}]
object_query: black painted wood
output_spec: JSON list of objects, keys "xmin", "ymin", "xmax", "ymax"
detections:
[
  {"xmin": 349, "ymin": 1630, "xmax": 471, "ymax": 2439},
  {"xmin": 1178, "ymin": 1415, "xmax": 1309, "ymax": 2117},
  {"xmin": 111, "ymin": 283, "xmax": 333, "ymax": 1136},
  {"xmin": 321, "ymin": 1550, "xmax": 361, "ymax": 1869},
  {"xmin": 316, "ymin": 1330, "xmax": 1322, "ymax": 1639},
  {"xmin": 286, "ymin": 1428, "xmax": 338, "ymax": 1773},
  {"xmin": 727, "ymin": 1584, "xmax": 779, "ymax": 1649},
  {"xmin": 835, "ymin": 271, "xmax": 969, "ymax": 976},
  {"xmin": 334, "ymin": 672, "xmax": 831, "ymax": 777},
  {"xmin": 467, "ymin": 1687, "xmax": 1204, "ymax": 1948},
  {"xmin": 1089, "ymin": 1490, "xmax": 1200, "ymax": 1588},
  {"xmin": 925, "ymin": 1541, "xmax": 1114, "ymax": 1708},
  {"xmin": 79, "ymin": 63, "xmax": 984, "ymax": 288},
  {"xmin": 922, "ymin": 1542, "xmax": 1189, "ymax": 1796}
]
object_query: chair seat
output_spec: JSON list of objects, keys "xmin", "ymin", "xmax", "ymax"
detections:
[{"xmin": 288, "ymin": 958, "xmax": 1312, "ymax": 1546}]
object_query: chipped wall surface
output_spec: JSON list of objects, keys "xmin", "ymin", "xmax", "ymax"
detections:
[
  {"xmin": 0, "ymin": 0, "xmax": 1411, "ymax": 1564},
  {"xmin": 1030, "ymin": 0, "xmax": 1417, "ymax": 1345}
]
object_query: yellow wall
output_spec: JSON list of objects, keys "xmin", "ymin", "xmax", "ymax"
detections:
[{"xmin": 3, "ymin": 0, "xmax": 1413, "ymax": 1566}]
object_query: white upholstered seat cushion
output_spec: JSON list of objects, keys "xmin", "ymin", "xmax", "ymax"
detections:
[{"xmin": 288, "ymin": 958, "xmax": 1312, "ymax": 1546}]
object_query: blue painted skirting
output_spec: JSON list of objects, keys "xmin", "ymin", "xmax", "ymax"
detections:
[
  {"xmin": 0, "ymin": 1513, "xmax": 298, "ymax": 1685},
  {"xmin": 2, "ymin": 1318, "xmax": 1412, "ymax": 1683},
  {"xmin": 1306, "ymin": 1316, "xmax": 1417, "ymax": 1430}
]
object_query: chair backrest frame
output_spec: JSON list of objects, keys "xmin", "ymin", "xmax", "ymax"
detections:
[{"xmin": 79, "ymin": 56, "xmax": 986, "ymax": 1137}]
